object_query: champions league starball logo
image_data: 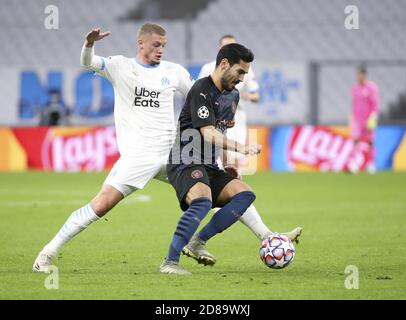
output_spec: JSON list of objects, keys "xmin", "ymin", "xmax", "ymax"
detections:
[{"xmin": 197, "ymin": 106, "xmax": 210, "ymax": 119}]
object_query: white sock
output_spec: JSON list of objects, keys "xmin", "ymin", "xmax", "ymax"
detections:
[
  {"xmin": 43, "ymin": 204, "xmax": 99, "ymax": 256},
  {"xmin": 239, "ymin": 205, "xmax": 272, "ymax": 240}
]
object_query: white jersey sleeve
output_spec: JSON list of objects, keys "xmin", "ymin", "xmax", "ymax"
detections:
[
  {"xmin": 80, "ymin": 45, "xmax": 122, "ymax": 83},
  {"xmin": 176, "ymin": 64, "xmax": 194, "ymax": 96},
  {"xmin": 198, "ymin": 61, "xmax": 216, "ymax": 79},
  {"xmin": 242, "ymin": 67, "xmax": 260, "ymax": 93}
]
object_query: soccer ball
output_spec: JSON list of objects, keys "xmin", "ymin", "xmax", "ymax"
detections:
[{"xmin": 260, "ymin": 234, "xmax": 295, "ymax": 269}]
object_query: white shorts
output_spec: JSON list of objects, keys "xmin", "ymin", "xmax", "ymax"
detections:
[
  {"xmin": 104, "ymin": 155, "xmax": 169, "ymax": 197},
  {"xmin": 226, "ymin": 108, "xmax": 247, "ymax": 162}
]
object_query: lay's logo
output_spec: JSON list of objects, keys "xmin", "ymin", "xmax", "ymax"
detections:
[
  {"xmin": 41, "ymin": 127, "xmax": 119, "ymax": 171},
  {"xmin": 288, "ymin": 126, "xmax": 372, "ymax": 172}
]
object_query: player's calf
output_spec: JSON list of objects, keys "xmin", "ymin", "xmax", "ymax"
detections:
[
  {"xmin": 164, "ymin": 195, "xmax": 213, "ymax": 269},
  {"xmin": 90, "ymin": 184, "xmax": 124, "ymax": 217},
  {"xmin": 32, "ymin": 185, "xmax": 125, "ymax": 273},
  {"xmin": 198, "ymin": 191, "xmax": 256, "ymax": 242}
]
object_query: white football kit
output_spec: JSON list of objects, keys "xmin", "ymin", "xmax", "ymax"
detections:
[
  {"xmin": 82, "ymin": 46, "xmax": 193, "ymax": 196},
  {"xmin": 198, "ymin": 61, "xmax": 259, "ymax": 159}
]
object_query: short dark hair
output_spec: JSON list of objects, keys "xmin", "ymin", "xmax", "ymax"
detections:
[
  {"xmin": 358, "ymin": 64, "xmax": 367, "ymax": 74},
  {"xmin": 215, "ymin": 43, "xmax": 254, "ymax": 67}
]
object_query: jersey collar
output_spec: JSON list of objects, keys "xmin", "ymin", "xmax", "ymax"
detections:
[
  {"xmin": 134, "ymin": 58, "xmax": 160, "ymax": 69},
  {"xmin": 208, "ymin": 75, "xmax": 222, "ymax": 94}
]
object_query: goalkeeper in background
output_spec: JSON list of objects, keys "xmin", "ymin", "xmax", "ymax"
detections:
[{"xmin": 349, "ymin": 65, "xmax": 380, "ymax": 174}]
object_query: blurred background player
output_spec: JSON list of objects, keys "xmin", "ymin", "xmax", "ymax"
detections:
[
  {"xmin": 348, "ymin": 65, "xmax": 380, "ymax": 174},
  {"xmin": 38, "ymin": 88, "xmax": 70, "ymax": 126},
  {"xmin": 33, "ymin": 23, "xmax": 193, "ymax": 272}
]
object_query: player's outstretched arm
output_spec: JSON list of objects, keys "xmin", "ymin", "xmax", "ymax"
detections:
[
  {"xmin": 80, "ymin": 28, "xmax": 111, "ymax": 69},
  {"xmin": 200, "ymin": 125, "xmax": 261, "ymax": 156}
]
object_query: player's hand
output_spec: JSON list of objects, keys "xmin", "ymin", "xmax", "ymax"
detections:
[
  {"xmin": 241, "ymin": 92, "xmax": 260, "ymax": 103},
  {"xmin": 244, "ymin": 144, "xmax": 262, "ymax": 155},
  {"xmin": 227, "ymin": 119, "xmax": 235, "ymax": 128},
  {"xmin": 224, "ymin": 165, "xmax": 241, "ymax": 180},
  {"xmin": 240, "ymin": 92, "xmax": 251, "ymax": 101},
  {"xmin": 85, "ymin": 28, "xmax": 111, "ymax": 47}
]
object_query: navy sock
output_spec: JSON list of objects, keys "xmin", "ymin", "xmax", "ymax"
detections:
[
  {"xmin": 167, "ymin": 197, "xmax": 212, "ymax": 262},
  {"xmin": 198, "ymin": 191, "xmax": 256, "ymax": 242}
]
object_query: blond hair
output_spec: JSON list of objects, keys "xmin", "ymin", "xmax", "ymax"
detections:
[{"xmin": 137, "ymin": 23, "xmax": 166, "ymax": 39}]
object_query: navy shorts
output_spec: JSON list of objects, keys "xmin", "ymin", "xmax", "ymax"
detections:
[{"xmin": 166, "ymin": 164, "xmax": 236, "ymax": 211}]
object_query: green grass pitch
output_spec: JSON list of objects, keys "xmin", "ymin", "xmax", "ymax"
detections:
[{"xmin": 0, "ymin": 171, "xmax": 405, "ymax": 300}]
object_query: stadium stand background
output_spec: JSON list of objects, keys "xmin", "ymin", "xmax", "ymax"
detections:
[{"xmin": 0, "ymin": 0, "xmax": 405, "ymax": 125}]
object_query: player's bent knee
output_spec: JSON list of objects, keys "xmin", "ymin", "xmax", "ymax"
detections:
[
  {"xmin": 236, "ymin": 180, "xmax": 253, "ymax": 192},
  {"xmin": 216, "ymin": 180, "xmax": 253, "ymax": 206},
  {"xmin": 239, "ymin": 190, "xmax": 256, "ymax": 205},
  {"xmin": 90, "ymin": 199, "xmax": 110, "ymax": 217},
  {"xmin": 226, "ymin": 179, "xmax": 253, "ymax": 194},
  {"xmin": 235, "ymin": 191, "xmax": 256, "ymax": 213},
  {"xmin": 189, "ymin": 197, "xmax": 213, "ymax": 218},
  {"xmin": 185, "ymin": 182, "xmax": 212, "ymax": 205},
  {"xmin": 90, "ymin": 184, "xmax": 125, "ymax": 217},
  {"xmin": 91, "ymin": 193, "xmax": 123, "ymax": 217}
]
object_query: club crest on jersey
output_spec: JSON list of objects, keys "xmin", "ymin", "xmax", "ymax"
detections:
[
  {"xmin": 197, "ymin": 106, "xmax": 210, "ymax": 119},
  {"xmin": 191, "ymin": 169, "xmax": 203, "ymax": 179},
  {"xmin": 161, "ymin": 76, "xmax": 170, "ymax": 86}
]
